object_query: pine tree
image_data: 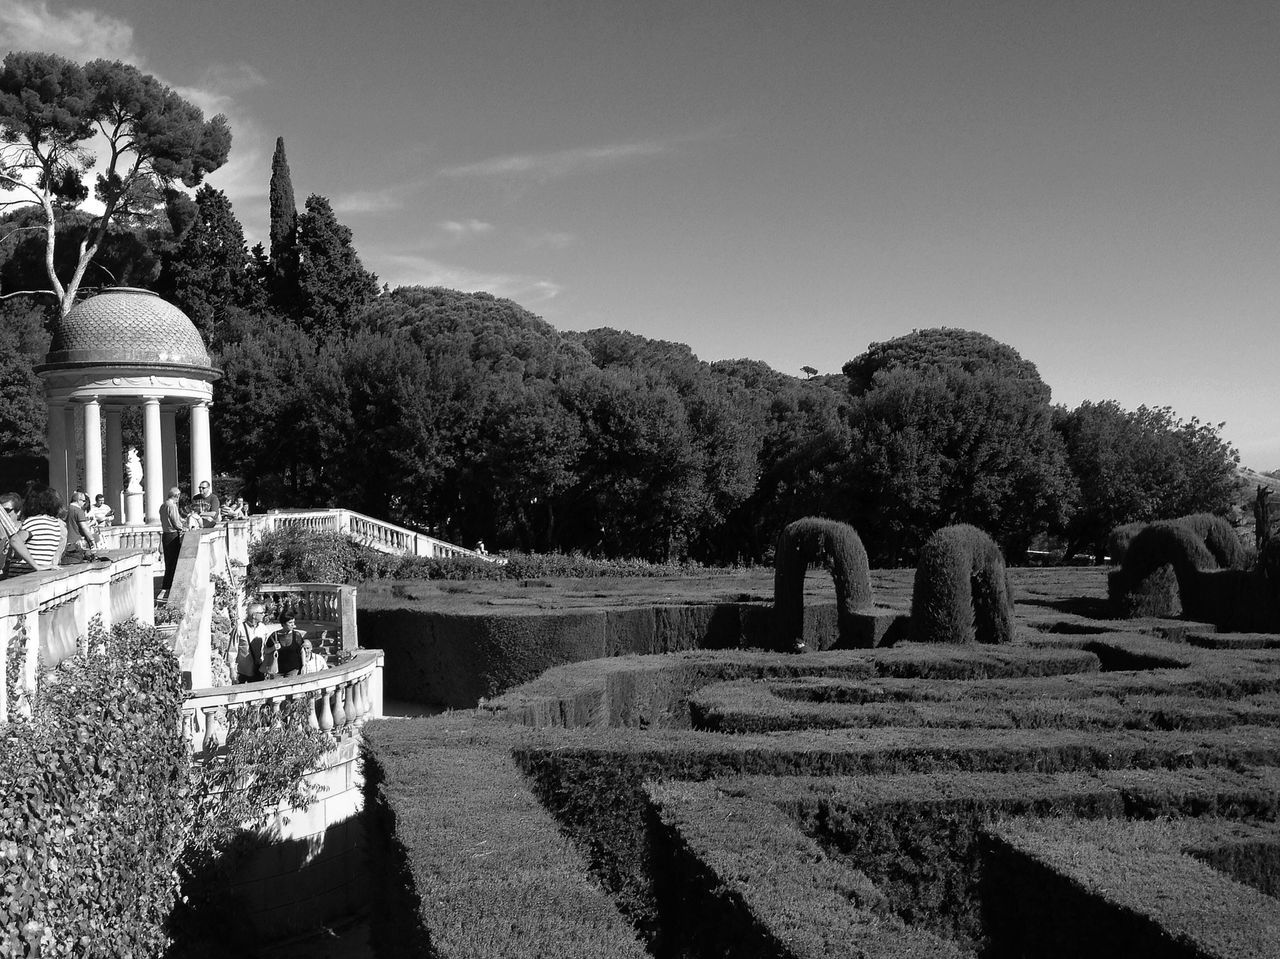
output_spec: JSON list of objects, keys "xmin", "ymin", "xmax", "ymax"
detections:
[
  {"xmin": 296, "ymin": 194, "xmax": 379, "ymax": 336},
  {"xmin": 267, "ymin": 136, "xmax": 299, "ymax": 312},
  {"xmin": 162, "ymin": 185, "xmax": 261, "ymax": 344}
]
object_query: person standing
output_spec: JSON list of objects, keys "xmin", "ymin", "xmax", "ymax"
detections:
[
  {"xmin": 158, "ymin": 486, "xmax": 183, "ymax": 600},
  {"xmin": 237, "ymin": 602, "xmax": 276, "ymax": 682},
  {"xmin": 193, "ymin": 480, "xmax": 221, "ymax": 527},
  {"xmin": 266, "ymin": 611, "xmax": 306, "ymax": 679}
]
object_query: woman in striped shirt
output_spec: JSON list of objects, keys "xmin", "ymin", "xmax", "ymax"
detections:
[{"xmin": 6, "ymin": 485, "xmax": 67, "ymax": 576}]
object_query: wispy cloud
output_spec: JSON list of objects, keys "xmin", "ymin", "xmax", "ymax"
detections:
[
  {"xmin": 440, "ymin": 218, "xmax": 494, "ymax": 238},
  {"xmin": 0, "ymin": 0, "xmax": 136, "ymax": 61},
  {"xmin": 440, "ymin": 140, "xmax": 668, "ymax": 181},
  {"xmin": 333, "ymin": 188, "xmax": 406, "ymax": 216},
  {"xmin": 381, "ymin": 253, "xmax": 562, "ymax": 304},
  {"xmin": 524, "ymin": 230, "xmax": 574, "ymax": 250}
]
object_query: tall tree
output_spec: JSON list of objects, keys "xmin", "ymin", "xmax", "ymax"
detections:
[
  {"xmin": 267, "ymin": 136, "xmax": 298, "ymax": 311},
  {"xmin": 1057, "ymin": 400, "xmax": 1243, "ymax": 560},
  {"xmin": 295, "ymin": 194, "xmax": 378, "ymax": 336},
  {"xmin": 0, "ymin": 52, "xmax": 230, "ymax": 316},
  {"xmin": 843, "ymin": 329, "xmax": 1076, "ymax": 564},
  {"xmin": 161, "ymin": 185, "xmax": 261, "ymax": 344},
  {"xmin": 0, "ymin": 298, "xmax": 49, "ymax": 455}
]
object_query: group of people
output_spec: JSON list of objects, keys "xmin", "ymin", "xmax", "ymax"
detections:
[
  {"xmin": 227, "ymin": 602, "xmax": 328, "ymax": 683},
  {"xmin": 157, "ymin": 484, "xmax": 250, "ymax": 599},
  {"xmin": 0, "ymin": 485, "xmax": 111, "ymax": 577}
]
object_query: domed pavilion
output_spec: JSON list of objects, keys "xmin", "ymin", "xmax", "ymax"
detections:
[{"xmin": 35, "ymin": 288, "xmax": 220, "ymax": 524}]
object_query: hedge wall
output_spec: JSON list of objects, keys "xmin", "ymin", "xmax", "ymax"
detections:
[
  {"xmin": 361, "ymin": 565, "xmax": 1280, "ymax": 959},
  {"xmin": 362, "ymin": 719, "xmax": 648, "ymax": 959}
]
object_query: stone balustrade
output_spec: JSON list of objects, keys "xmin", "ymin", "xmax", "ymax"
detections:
[
  {"xmin": 183, "ymin": 648, "xmax": 384, "ymax": 757},
  {"xmin": 256, "ymin": 583, "xmax": 357, "ymax": 655},
  {"xmin": 97, "ymin": 508, "xmax": 494, "ymax": 566},
  {"xmin": 0, "ymin": 549, "xmax": 156, "ymax": 722}
]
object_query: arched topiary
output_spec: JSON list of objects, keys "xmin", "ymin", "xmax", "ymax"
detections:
[
  {"xmin": 773, "ymin": 517, "xmax": 872, "ymax": 651},
  {"xmin": 909, "ymin": 524, "xmax": 1014, "ymax": 645},
  {"xmin": 1167, "ymin": 513, "xmax": 1248, "ymax": 570},
  {"xmin": 1109, "ymin": 522, "xmax": 1218, "ymax": 618}
]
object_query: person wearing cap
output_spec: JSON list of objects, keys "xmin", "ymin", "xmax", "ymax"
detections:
[{"xmin": 236, "ymin": 601, "xmax": 276, "ymax": 683}]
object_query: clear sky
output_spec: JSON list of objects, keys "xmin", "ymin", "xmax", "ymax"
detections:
[{"xmin": 4, "ymin": 0, "xmax": 1279, "ymax": 467}]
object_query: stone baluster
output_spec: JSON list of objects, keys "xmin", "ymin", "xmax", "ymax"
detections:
[
  {"xmin": 202, "ymin": 706, "xmax": 221, "ymax": 752},
  {"xmin": 182, "ymin": 709, "xmax": 196, "ymax": 746},
  {"xmin": 351, "ymin": 676, "xmax": 366, "ymax": 719},
  {"xmin": 317, "ymin": 687, "xmax": 334, "ymax": 731},
  {"xmin": 344, "ymin": 680, "xmax": 359, "ymax": 722},
  {"xmin": 331, "ymin": 682, "xmax": 347, "ymax": 728},
  {"xmin": 307, "ymin": 691, "xmax": 321, "ymax": 731},
  {"xmin": 269, "ymin": 696, "xmax": 283, "ymax": 728},
  {"xmin": 358, "ymin": 675, "xmax": 371, "ymax": 718}
]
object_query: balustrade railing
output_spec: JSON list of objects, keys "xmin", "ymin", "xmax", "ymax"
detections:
[
  {"xmin": 96, "ymin": 507, "xmax": 494, "ymax": 566},
  {"xmin": 183, "ymin": 649, "xmax": 384, "ymax": 757},
  {"xmin": 0, "ymin": 549, "xmax": 156, "ymax": 723}
]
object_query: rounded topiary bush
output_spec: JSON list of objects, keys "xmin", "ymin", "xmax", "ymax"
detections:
[
  {"xmin": 1106, "ymin": 522, "xmax": 1147, "ymax": 565},
  {"xmin": 1109, "ymin": 522, "xmax": 1218, "ymax": 618},
  {"xmin": 909, "ymin": 524, "xmax": 1014, "ymax": 645},
  {"xmin": 773, "ymin": 517, "xmax": 872, "ymax": 650}
]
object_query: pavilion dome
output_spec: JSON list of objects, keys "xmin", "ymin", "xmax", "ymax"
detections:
[{"xmin": 41, "ymin": 288, "xmax": 214, "ymax": 373}]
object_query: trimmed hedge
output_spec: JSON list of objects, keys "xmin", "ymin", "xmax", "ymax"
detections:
[
  {"xmin": 773, "ymin": 517, "xmax": 873, "ymax": 650},
  {"xmin": 1110, "ymin": 523, "xmax": 1218, "ymax": 618},
  {"xmin": 1109, "ymin": 515, "xmax": 1252, "ymax": 622},
  {"xmin": 362, "ymin": 718, "xmax": 648, "ymax": 959},
  {"xmin": 910, "ymin": 525, "xmax": 1014, "ymax": 644},
  {"xmin": 982, "ymin": 816, "xmax": 1280, "ymax": 958},
  {"xmin": 0, "ymin": 619, "xmax": 187, "ymax": 958},
  {"xmin": 647, "ymin": 779, "xmax": 966, "ymax": 958}
]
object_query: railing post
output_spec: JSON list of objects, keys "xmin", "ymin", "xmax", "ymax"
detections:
[{"xmin": 317, "ymin": 690, "xmax": 334, "ymax": 731}]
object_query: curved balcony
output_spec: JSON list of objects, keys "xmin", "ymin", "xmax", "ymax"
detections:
[{"xmin": 183, "ymin": 649, "xmax": 384, "ymax": 757}]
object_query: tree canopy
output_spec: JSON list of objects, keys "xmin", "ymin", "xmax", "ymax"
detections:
[
  {"xmin": 842, "ymin": 329, "xmax": 1075, "ymax": 563},
  {"xmin": 1057, "ymin": 400, "xmax": 1243, "ymax": 560},
  {"xmin": 0, "ymin": 52, "xmax": 230, "ymax": 315}
]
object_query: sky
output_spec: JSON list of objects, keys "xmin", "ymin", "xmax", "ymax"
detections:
[{"xmin": 3, "ymin": 0, "xmax": 1280, "ymax": 467}]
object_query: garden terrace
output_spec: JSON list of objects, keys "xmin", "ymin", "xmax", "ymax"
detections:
[{"xmin": 363, "ymin": 565, "xmax": 1280, "ymax": 959}]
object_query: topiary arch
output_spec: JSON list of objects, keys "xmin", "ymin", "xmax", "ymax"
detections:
[
  {"xmin": 910, "ymin": 524, "xmax": 1014, "ymax": 645},
  {"xmin": 773, "ymin": 517, "xmax": 873, "ymax": 651}
]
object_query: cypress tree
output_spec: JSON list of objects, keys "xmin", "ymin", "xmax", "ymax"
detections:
[
  {"xmin": 268, "ymin": 136, "xmax": 299, "ymax": 311},
  {"xmin": 296, "ymin": 193, "xmax": 379, "ymax": 336},
  {"xmin": 162, "ymin": 185, "xmax": 261, "ymax": 344}
]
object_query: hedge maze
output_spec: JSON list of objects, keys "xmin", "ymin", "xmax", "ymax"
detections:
[{"xmin": 364, "ymin": 564, "xmax": 1280, "ymax": 959}]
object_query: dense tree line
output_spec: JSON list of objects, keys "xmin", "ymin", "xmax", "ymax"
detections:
[{"xmin": 0, "ymin": 51, "xmax": 1245, "ymax": 565}]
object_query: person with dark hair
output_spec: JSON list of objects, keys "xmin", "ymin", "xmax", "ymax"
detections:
[
  {"xmin": 193, "ymin": 480, "xmax": 221, "ymax": 527},
  {"xmin": 0, "ymin": 491, "xmax": 23, "ymax": 552},
  {"xmin": 5, "ymin": 485, "xmax": 67, "ymax": 576},
  {"xmin": 265, "ymin": 610, "xmax": 306, "ymax": 679},
  {"xmin": 63, "ymin": 490, "xmax": 100, "ymax": 562},
  {"xmin": 158, "ymin": 486, "xmax": 183, "ymax": 600}
]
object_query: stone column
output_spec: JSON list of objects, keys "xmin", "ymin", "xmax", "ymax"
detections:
[
  {"xmin": 46, "ymin": 400, "xmax": 69, "ymax": 502},
  {"xmin": 82, "ymin": 396, "xmax": 103, "ymax": 501},
  {"xmin": 161, "ymin": 407, "xmax": 178, "ymax": 494},
  {"xmin": 105, "ymin": 408, "xmax": 123, "ymax": 523},
  {"xmin": 190, "ymin": 400, "xmax": 212, "ymax": 494},
  {"xmin": 63, "ymin": 405, "xmax": 78, "ymax": 495},
  {"xmin": 143, "ymin": 396, "xmax": 164, "ymax": 523}
]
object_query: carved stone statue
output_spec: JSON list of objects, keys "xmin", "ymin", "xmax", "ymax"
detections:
[{"xmin": 125, "ymin": 447, "xmax": 143, "ymax": 493}]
